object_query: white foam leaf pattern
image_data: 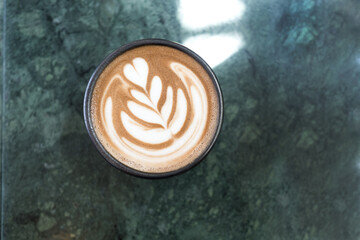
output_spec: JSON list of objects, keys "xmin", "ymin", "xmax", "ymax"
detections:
[
  {"xmin": 121, "ymin": 112, "xmax": 172, "ymax": 144},
  {"xmin": 124, "ymin": 58, "xmax": 148, "ymax": 89},
  {"xmin": 169, "ymin": 89, "xmax": 187, "ymax": 134},
  {"xmin": 103, "ymin": 59, "xmax": 209, "ymax": 163},
  {"xmin": 150, "ymin": 76, "xmax": 162, "ymax": 107},
  {"xmin": 127, "ymin": 101, "xmax": 164, "ymax": 127},
  {"xmin": 160, "ymin": 86, "xmax": 173, "ymax": 124},
  {"xmin": 130, "ymin": 90, "xmax": 153, "ymax": 107},
  {"xmin": 120, "ymin": 58, "xmax": 189, "ymax": 144}
]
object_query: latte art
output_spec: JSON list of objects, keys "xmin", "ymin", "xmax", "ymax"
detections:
[
  {"xmin": 104, "ymin": 57, "xmax": 207, "ymax": 156},
  {"xmin": 90, "ymin": 45, "xmax": 220, "ymax": 173}
]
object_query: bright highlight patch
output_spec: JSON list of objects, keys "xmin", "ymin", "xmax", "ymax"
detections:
[
  {"xmin": 178, "ymin": 0, "xmax": 246, "ymax": 30},
  {"xmin": 183, "ymin": 34, "xmax": 244, "ymax": 68}
]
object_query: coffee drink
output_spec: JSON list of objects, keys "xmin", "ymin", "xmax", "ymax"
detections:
[{"xmin": 86, "ymin": 40, "xmax": 222, "ymax": 176}]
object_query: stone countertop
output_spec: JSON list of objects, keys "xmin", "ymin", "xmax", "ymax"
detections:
[{"xmin": 2, "ymin": 0, "xmax": 360, "ymax": 239}]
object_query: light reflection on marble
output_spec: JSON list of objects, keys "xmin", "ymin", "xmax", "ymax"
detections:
[
  {"xmin": 2, "ymin": 0, "xmax": 360, "ymax": 239},
  {"xmin": 183, "ymin": 33, "xmax": 244, "ymax": 68},
  {"xmin": 178, "ymin": 0, "xmax": 246, "ymax": 30}
]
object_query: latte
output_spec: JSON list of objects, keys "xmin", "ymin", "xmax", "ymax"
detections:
[{"xmin": 86, "ymin": 41, "xmax": 222, "ymax": 175}]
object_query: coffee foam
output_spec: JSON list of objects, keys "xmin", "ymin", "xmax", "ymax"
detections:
[{"xmin": 91, "ymin": 45, "xmax": 220, "ymax": 173}]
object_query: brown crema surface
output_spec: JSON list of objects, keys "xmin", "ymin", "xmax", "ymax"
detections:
[{"xmin": 91, "ymin": 45, "xmax": 220, "ymax": 173}]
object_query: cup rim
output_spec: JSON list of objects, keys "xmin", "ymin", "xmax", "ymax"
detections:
[{"xmin": 83, "ymin": 38, "xmax": 224, "ymax": 179}]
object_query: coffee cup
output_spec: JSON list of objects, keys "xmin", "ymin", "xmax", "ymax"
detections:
[{"xmin": 83, "ymin": 39, "xmax": 223, "ymax": 178}]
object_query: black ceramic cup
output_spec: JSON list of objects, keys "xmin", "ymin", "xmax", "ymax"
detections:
[{"xmin": 83, "ymin": 39, "xmax": 223, "ymax": 178}]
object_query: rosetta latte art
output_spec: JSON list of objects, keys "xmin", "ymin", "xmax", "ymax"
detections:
[{"xmin": 101, "ymin": 57, "xmax": 209, "ymax": 163}]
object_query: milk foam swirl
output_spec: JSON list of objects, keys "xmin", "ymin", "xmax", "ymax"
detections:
[{"xmin": 101, "ymin": 57, "xmax": 208, "ymax": 162}]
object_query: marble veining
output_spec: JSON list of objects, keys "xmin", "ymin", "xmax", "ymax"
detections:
[{"xmin": 2, "ymin": 0, "xmax": 360, "ymax": 239}]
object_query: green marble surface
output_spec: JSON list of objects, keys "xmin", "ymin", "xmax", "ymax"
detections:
[{"xmin": 2, "ymin": 0, "xmax": 360, "ymax": 239}]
